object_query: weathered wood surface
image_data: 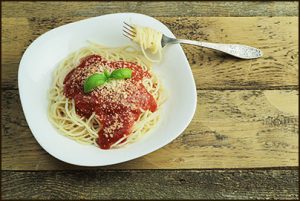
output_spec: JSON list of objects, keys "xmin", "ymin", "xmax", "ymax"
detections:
[
  {"xmin": 1, "ymin": 1, "xmax": 299, "ymax": 171},
  {"xmin": 1, "ymin": 1, "xmax": 299, "ymax": 200},
  {"xmin": 2, "ymin": 1, "xmax": 298, "ymax": 18},
  {"xmin": 2, "ymin": 89, "xmax": 298, "ymax": 170},
  {"xmin": 1, "ymin": 169, "xmax": 298, "ymax": 200},
  {"xmin": 2, "ymin": 17, "xmax": 298, "ymax": 89}
]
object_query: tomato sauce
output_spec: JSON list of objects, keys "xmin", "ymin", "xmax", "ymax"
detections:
[{"xmin": 63, "ymin": 55, "xmax": 157, "ymax": 149}]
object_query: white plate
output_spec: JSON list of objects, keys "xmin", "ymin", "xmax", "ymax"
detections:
[{"xmin": 18, "ymin": 13, "xmax": 197, "ymax": 166}]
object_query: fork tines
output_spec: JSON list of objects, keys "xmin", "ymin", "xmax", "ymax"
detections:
[{"xmin": 123, "ymin": 22, "xmax": 136, "ymax": 40}]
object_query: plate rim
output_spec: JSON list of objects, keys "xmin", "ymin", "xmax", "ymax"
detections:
[{"xmin": 18, "ymin": 12, "xmax": 197, "ymax": 166}]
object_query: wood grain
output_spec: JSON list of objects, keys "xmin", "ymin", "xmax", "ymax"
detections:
[
  {"xmin": 2, "ymin": 1, "xmax": 298, "ymax": 18},
  {"xmin": 2, "ymin": 17, "xmax": 298, "ymax": 89},
  {"xmin": 2, "ymin": 1, "xmax": 299, "ymax": 200},
  {"xmin": 1, "ymin": 169, "xmax": 298, "ymax": 200},
  {"xmin": 2, "ymin": 89, "xmax": 298, "ymax": 170}
]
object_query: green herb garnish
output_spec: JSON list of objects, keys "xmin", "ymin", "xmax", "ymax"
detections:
[
  {"xmin": 110, "ymin": 68, "xmax": 132, "ymax": 79},
  {"xmin": 83, "ymin": 73, "xmax": 107, "ymax": 93},
  {"xmin": 83, "ymin": 68, "xmax": 132, "ymax": 93},
  {"xmin": 104, "ymin": 69, "xmax": 111, "ymax": 78}
]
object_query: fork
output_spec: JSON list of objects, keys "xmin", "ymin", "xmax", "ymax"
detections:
[{"xmin": 123, "ymin": 22, "xmax": 263, "ymax": 59}]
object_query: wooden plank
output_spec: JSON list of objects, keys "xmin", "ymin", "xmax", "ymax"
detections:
[
  {"xmin": 2, "ymin": 17, "xmax": 298, "ymax": 89},
  {"xmin": 1, "ymin": 169, "xmax": 298, "ymax": 200},
  {"xmin": 2, "ymin": 89, "xmax": 298, "ymax": 170},
  {"xmin": 2, "ymin": 1, "xmax": 298, "ymax": 18}
]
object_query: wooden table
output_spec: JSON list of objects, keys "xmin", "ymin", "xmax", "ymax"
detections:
[{"xmin": 2, "ymin": 1, "xmax": 298, "ymax": 199}]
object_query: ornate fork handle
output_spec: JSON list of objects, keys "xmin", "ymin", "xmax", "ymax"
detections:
[{"xmin": 167, "ymin": 39, "xmax": 263, "ymax": 59}]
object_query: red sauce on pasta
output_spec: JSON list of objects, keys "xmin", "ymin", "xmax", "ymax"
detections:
[{"xmin": 64, "ymin": 55, "xmax": 157, "ymax": 149}]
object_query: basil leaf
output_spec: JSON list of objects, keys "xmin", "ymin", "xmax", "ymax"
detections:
[
  {"xmin": 83, "ymin": 68, "xmax": 133, "ymax": 93},
  {"xmin": 110, "ymin": 68, "xmax": 132, "ymax": 79},
  {"xmin": 104, "ymin": 70, "xmax": 111, "ymax": 79},
  {"xmin": 83, "ymin": 73, "xmax": 107, "ymax": 93}
]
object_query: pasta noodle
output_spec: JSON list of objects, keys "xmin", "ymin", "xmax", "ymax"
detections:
[
  {"xmin": 132, "ymin": 25, "xmax": 163, "ymax": 62},
  {"xmin": 48, "ymin": 43, "xmax": 165, "ymax": 149}
]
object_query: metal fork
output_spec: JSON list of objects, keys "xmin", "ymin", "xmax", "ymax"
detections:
[{"xmin": 123, "ymin": 22, "xmax": 263, "ymax": 59}]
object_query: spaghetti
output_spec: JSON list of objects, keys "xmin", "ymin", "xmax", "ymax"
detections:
[
  {"xmin": 48, "ymin": 43, "xmax": 164, "ymax": 149},
  {"xmin": 132, "ymin": 25, "xmax": 163, "ymax": 62}
]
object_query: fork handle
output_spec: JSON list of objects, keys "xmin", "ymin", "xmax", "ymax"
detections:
[{"xmin": 175, "ymin": 39, "xmax": 263, "ymax": 59}]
